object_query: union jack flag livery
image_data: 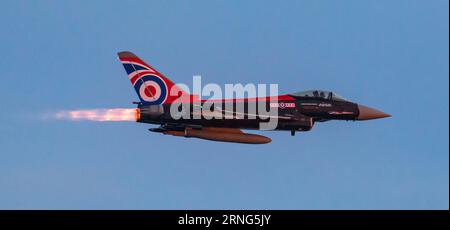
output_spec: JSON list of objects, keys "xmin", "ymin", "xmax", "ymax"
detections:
[{"xmin": 118, "ymin": 51, "xmax": 188, "ymax": 105}]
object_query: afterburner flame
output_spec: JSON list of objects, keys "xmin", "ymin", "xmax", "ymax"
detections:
[{"xmin": 54, "ymin": 108, "xmax": 138, "ymax": 122}]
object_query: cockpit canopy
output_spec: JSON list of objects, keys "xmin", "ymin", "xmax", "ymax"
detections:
[{"xmin": 290, "ymin": 90, "xmax": 348, "ymax": 102}]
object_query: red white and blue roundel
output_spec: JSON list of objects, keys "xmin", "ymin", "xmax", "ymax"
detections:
[
  {"xmin": 119, "ymin": 52, "xmax": 186, "ymax": 105},
  {"xmin": 121, "ymin": 60, "xmax": 169, "ymax": 105},
  {"xmin": 134, "ymin": 74, "xmax": 168, "ymax": 105}
]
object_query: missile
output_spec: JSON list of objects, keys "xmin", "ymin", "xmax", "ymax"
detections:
[{"xmin": 162, "ymin": 128, "xmax": 271, "ymax": 144}]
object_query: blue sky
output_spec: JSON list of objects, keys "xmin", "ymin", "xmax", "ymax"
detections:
[{"xmin": 0, "ymin": 0, "xmax": 448, "ymax": 209}]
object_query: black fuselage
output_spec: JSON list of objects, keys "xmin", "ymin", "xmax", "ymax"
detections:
[{"xmin": 136, "ymin": 95, "xmax": 360, "ymax": 132}]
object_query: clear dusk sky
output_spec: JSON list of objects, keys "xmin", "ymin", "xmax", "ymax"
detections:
[{"xmin": 0, "ymin": 0, "xmax": 448, "ymax": 209}]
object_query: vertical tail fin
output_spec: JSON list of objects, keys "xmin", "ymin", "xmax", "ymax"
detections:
[{"xmin": 117, "ymin": 51, "xmax": 189, "ymax": 105}]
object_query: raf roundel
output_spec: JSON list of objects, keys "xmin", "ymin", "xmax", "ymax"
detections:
[{"xmin": 133, "ymin": 74, "xmax": 168, "ymax": 105}]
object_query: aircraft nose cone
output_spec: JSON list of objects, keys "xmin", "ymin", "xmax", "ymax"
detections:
[{"xmin": 357, "ymin": 104, "xmax": 391, "ymax": 120}]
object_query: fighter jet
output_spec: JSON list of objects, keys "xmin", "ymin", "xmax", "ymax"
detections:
[{"xmin": 118, "ymin": 51, "xmax": 391, "ymax": 144}]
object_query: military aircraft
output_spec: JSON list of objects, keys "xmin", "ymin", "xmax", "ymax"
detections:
[{"xmin": 118, "ymin": 51, "xmax": 391, "ymax": 144}]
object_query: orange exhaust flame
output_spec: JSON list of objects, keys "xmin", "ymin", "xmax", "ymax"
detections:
[{"xmin": 54, "ymin": 108, "xmax": 139, "ymax": 122}]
